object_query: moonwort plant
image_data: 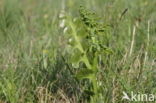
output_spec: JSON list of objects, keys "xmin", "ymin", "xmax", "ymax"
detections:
[{"xmin": 63, "ymin": 6, "xmax": 113, "ymax": 102}]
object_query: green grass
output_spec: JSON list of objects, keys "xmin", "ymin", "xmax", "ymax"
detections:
[{"xmin": 0, "ymin": 0, "xmax": 156, "ymax": 103}]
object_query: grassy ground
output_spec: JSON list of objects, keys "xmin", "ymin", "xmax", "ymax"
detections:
[{"xmin": 0, "ymin": 0, "xmax": 156, "ymax": 103}]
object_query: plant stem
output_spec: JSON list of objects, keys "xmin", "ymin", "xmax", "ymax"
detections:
[{"xmin": 68, "ymin": 20, "xmax": 92, "ymax": 69}]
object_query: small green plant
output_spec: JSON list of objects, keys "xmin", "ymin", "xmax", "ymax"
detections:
[
  {"xmin": 0, "ymin": 68, "xmax": 19, "ymax": 103},
  {"xmin": 63, "ymin": 6, "xmax": 112, "ymax": 102}
]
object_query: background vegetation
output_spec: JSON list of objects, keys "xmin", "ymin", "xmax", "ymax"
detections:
[{"xmin": 0, "ymin": 0, "xmax": 155, "ymax": 103}]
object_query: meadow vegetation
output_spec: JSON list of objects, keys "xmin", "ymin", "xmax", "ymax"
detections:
[{"xmin": 0, "ymin": 0, "xmax": 156, "ymax": 103}]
